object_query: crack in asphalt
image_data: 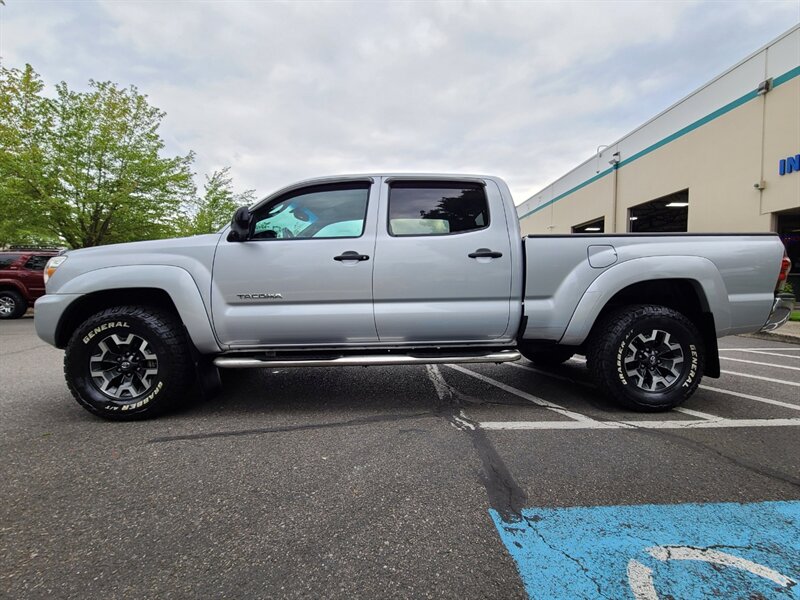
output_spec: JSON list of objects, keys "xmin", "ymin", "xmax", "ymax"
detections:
[
  {"xmin": 147, "ymin": 411, "xmax": 435, "ymax": 443},
  {"xmin": 621, "ymin": 425, "xmax": 800, "ymax": 490},
  {"xmin": 425, "ymin": 365, "xmax": 528, "ymax": 522},
  {"xmin": 0, "ymin": 344, "xmax": 50, "ymax": 357}
]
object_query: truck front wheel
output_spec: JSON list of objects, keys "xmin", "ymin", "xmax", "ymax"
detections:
[
  {"xmin": 586, "ymin": 304, "xmax": 704, "ymax": 412},
  {"xmin": 64, "ymin": 305, "xmax": 195, "ymax": 420}
]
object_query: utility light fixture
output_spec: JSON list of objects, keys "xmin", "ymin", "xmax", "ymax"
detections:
[
  {"xmin": 585, "ymin": 227, "xmax": 601, "ymax": 231},
  {"xmin": 629, "ymin": 216, "xmax": 638, "ymax": 221},
  {"xmin": 666, "ymin": 202, "xmax": 689, "ymax": 208}
]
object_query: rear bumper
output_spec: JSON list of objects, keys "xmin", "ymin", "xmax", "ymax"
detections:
[
  {"xmin": 760, "ymin": 294, "xmax": 795, "ymax": 332},
  {"xmin": 34, "ymin": 293, "xmax": 82, "ymax": 347}
]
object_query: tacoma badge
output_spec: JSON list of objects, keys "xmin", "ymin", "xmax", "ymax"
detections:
[{"xmin": 236, "ymin": 293, "xmax": 283, "ymax": 300}]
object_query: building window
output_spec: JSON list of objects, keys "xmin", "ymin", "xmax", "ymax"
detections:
[
  {"xmin": 572, "ymin": 217, "xmax": 604, "ymax": 233},
  {"xmin": 628, "ymin": 190, "xmax": 689, "ymax": 232}
]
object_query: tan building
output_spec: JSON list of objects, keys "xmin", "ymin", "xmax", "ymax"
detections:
[{"xmin": 517, "ymin": 25, "xmax": 800, "ymax": 288}]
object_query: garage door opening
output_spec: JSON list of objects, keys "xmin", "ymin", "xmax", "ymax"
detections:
[
  {"xmin": 572, "ymin": 217, "xmax": 605, "ymax": 233},
  {"xmin": 776, "ymin": 208, "xmax": 800, "ymax": 291},
  {"xmin": 628, "ymin": 190, "xmax": 689, "ymax": 233}
]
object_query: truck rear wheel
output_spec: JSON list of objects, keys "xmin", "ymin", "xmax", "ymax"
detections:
[
  {"xmin": 64, "ymin": 305, "xmax": 195, "ymax": 420},
  {"xmin": 0, "ymin": 289, "xmax": 27, "ymax": 319},
  {"xmin": 586, "ymin": 304, "xmax": 704, "ymax": 412}
]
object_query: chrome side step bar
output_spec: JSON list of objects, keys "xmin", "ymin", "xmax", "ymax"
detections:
[{"xmin": 214, "ymin": 350, "xmax": 521, "ymax": 369}]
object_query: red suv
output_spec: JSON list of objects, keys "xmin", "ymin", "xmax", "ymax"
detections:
[{"xmin": 0, "ymin": 248, "xmax": 60, "ymax": 319}]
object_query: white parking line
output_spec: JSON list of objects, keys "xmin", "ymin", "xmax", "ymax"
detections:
[
  {"xmin": 515, "ymin": 358, "xmax": 800, "ymax": 413},
  {"xmin": 721, "ymin": 356, "xmax": 800, "ymax": 371},
  {"xmin": 719, "ymin": 347, "xmax": 800, "ymax": 351},
  {"xmin": 673, "ymin": 407, "xmax": 720, "ymax": 420},
  {"xmin": 466, "ymin": 353, "xmax": 800, "ymax": 431},
  {"xmin": 721, "ymin": 349, "xmax": 800, "ymax": 360},
  {"xmin": 444, "ymin": 364, "xmax": 601, "ymax": 423},
  {"xmin": 479, "ymin": 418, "xmax": 800, "ymax": 430},
  {"xmin": 720, "ymin": 370, "xmax": 800, "ymax": 387},
  {"xmin": 514, "ymin": 355, "xmax": 800, "ymax": 411},
  {"xmin": 698, "ymin": 385, "xmax": 800, "ymax": 412}
]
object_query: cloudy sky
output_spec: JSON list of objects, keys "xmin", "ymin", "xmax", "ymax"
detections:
[{"xmin": 1, "ymin": 1, "xmax": 798, "ymax": 203}]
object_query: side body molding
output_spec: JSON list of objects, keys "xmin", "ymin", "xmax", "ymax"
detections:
[
  {"xmin": 559, "ymin": 256, "xmax": 730, "ymax": 346},
  {"xmin": 55, "ymin": 265, "xmax": 221, "ymax": 353}
]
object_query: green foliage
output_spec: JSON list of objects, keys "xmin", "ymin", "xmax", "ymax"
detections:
[
  {"xmin": 0, "ymin": 63, "xmax": 253, "ymax": 248},
  {"xmin": 180, "ymin": 167, "xmax": 255, "ymax": 236},
  {"xmin": 0, "ymin": 64, "xmax": 59, "ymax": 245}
]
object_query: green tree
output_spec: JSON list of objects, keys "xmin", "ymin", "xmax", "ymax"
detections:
[
  {"xmin": 0, "ymin": 64, "xmax": 196, "ymax": 248},
  {"xmin": 0, "ymin": 64, "xmax": 58, "ymax": 245},
  {"xmin": 180, "ymin": 166, "xmax": 255, "ymax": 235}
]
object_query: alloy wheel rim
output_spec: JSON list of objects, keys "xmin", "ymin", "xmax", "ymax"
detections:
[
  {"xmin": 89, "ymin": 333, "xmax": 159, "ymax": 399},
  {"xmin": 0, "ymin": 296, "xmax": 15, "ymax": 315},
  {"xmin": 623, "ymin": 329, "xmax": 685, "ymax": 392}
]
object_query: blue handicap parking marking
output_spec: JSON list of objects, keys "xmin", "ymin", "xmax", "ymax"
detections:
[{"xmin": 491, "ymin": 501, "xmax": 800, "ymax": 599}]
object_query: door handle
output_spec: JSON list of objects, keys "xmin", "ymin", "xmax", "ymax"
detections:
[
  {"xmin": 333, "ymin": 251, "xmax": 370, "ymax": 262},
  {"xmin": 468, "ymin": 249, "xmax": 503, "ymax": 259}
]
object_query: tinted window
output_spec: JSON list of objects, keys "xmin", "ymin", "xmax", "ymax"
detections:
[
  {"xmin": 0, "ymin": 254, "xmax": 22, "ymax": 269},
  {"xmin": 388, "ymin": 182, "xmax": 489, "ymax": 236},
  {"xmin": 250, "ymin": 183, "xmax": 370, "ymax": 240},
  {"xmin": 25, "ymin": 255, "xmax": 50, "ymax": 271}
]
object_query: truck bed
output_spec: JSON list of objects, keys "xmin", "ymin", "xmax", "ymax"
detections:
[{"xmin": 521, "ymin": 233, "xmax": 785, "ymax": 344}]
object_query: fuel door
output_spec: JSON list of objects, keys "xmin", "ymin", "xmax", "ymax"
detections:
[{"xmin": 587, "ymin": 244, "xmax": 618, "ymax": 269}]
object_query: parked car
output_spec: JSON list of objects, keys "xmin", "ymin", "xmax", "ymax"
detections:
[
  {"xmin": 0, "ymin": 248, "xmax": 60, "ymax": 319},
  {"xmin": 33, "ymin": 174, "xmax": 794, "ymax": 420}
]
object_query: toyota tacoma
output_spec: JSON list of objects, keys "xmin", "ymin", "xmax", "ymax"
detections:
[{"xmin": 34, "ymin": 174, "xmax": 794, "ymax": 420}]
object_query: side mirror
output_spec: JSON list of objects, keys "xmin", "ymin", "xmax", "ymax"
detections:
[{"xmin": 227, "ymin": 206, "xmax": 252, "ymax": 242}]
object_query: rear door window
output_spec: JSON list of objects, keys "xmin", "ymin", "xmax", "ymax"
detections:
[
  {"xmin": 388, "ymin": 182, "xmax": 489, "ymax": 236},
  {"xmin": 0, "ymin": 254, "xmax": 22, "ymax": 269},
  {"xmin": 25, "ymin": 255, "xmax": 50, "ymax": 271}
]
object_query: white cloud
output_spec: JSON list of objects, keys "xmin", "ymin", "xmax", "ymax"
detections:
[{"xmin": 1, "ymin": 0, "xmax": 797, "ymax": 203}]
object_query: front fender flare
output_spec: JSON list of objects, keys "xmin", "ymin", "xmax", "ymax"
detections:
[{"xmin": 55, "ymin": 265, "xmax": 220, "ymax": 353}]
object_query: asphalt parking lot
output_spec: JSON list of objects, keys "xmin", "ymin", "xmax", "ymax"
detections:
[{"xmin": 2, "ymin": 317, "xmax": 799, "ymax": 599}]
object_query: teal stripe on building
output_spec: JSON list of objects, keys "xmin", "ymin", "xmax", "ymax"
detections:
[{"xmin": 519, "ymin": 65, "xmax": 800, "ymax": 220}]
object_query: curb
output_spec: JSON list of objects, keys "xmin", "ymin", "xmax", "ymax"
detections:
[{"xmin": 740, "ymin": 331, "xmax": 800, "ymax": 346}]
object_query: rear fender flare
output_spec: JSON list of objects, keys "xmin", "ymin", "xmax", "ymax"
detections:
[{"xmin": 560, "ymin": 256, "xmax": 729, "ymax": 346}]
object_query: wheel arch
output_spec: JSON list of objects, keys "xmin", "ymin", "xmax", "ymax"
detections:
[
  {"xmin": 560, "ymin": 257, "xmax": 726, "ymax": 377},
  {"xmin": 0, "ymin": 279, "xmax": 28, "ymax": 299},
  {"xmin": 52, "ymin": 265, "xmax": 221, "ymax": 353}
]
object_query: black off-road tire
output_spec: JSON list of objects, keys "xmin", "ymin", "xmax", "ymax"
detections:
[
  {"xmin": 0, "ymin": 289, "xmax": 27, "ymax": 319},
  {"xmin": 64, "ymin": 305, "xmax": 195, "ymax": 420},
  {"xmin": 586, "ymin": 304, "xmax": 704, "ymax": 412},
  {"xmin": 518, "ymin": 344, "xmax": 575, "ymax": 366}
]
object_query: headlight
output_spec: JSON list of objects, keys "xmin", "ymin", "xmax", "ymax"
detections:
[{"xmin": 43, "ymin": 256, "xmax": 67, "ymax": 284}]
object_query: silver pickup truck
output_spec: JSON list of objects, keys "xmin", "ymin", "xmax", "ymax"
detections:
[{"xmin": 34, "ymin": 174, "xmax": 794, "ymax": 420}]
